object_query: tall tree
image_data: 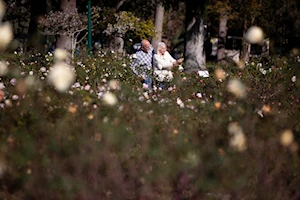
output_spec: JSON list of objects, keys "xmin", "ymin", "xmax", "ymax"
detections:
[
  {"xmin": 151, "ymin": 3, "xmax": 164, "ymax": 53},
  {"xmin": 27, "ymin": 0, "xmax": 47, "ymax": 52},
  {"xmin": 184, "ymin": 0, "xmax": 207, "ymax": 73},
  {"xmin": 56, "ymin": 0, "xmax": 76, "ymax": 50}
]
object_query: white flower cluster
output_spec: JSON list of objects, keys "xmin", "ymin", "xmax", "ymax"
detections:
[{"xmin": 153, "ymin": 70, "xmax": 173, "ymax": 82}]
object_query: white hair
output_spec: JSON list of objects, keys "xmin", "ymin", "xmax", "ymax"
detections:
[{"xmin": 157, "ymin": 42, "xmax": 167, "ymax": 55}]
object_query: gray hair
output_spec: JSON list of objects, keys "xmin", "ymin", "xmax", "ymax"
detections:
[{"xmin": 157, "ymin": 42, "xmax": 166, "ymax": 55}]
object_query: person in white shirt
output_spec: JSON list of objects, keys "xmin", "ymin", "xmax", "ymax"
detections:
[{"xmin": 153, "ymin": 42, "xmax": 183, "ymax": 89}]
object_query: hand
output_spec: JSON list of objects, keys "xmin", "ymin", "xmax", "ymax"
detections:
[
  {"xmin": 137, "ymin": 75, "xmax": 145, "ymax": 82},
  {"xmin": 177, "ymin": 58, "xmax": 184, "ymax": 65}
]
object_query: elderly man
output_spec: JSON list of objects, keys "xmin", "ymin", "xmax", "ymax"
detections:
[{"xmin": 130, "ymin": 39, "xmax": 154, "ymax": 90}]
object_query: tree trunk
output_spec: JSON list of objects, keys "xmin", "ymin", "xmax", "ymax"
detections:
[
  {"xmin": 27, "ymin": 0, "xmax": 47, "ymax": 53},
  {"xmin": 151, "ymin": 3, "xmax": 164, "ymax": 53},
  {"xmin": 110, "ymin": 33, "xmax": 124, "ymax": 59},
  {"xmin": 184, "ymin": 0, "xmax": 206, "ymax": 73},
  {"xmin": 241, "ymin": 20, "xmax": 250, "ymax": 63},
  {"xmin": 56, "ymin": 0, "xmax": 76, "ymax": 50},
  {"xmin": 217, "ymin": 13, "xmax": 227, "ymax": 64},
  {"xmin": 241, "ymin": 34, "xmax": 251, "ymax": 63},
  {"xmin": 184, "ymin": 17, "xmax": 206, "ymax": 73}
]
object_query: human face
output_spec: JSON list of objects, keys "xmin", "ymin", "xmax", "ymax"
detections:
[
  {"xmin": 141, "ymin": 43, "xmax": 151, "ymax": 53},
  {"xmin": 159, "ymin": 46, "xmax": 166, "ymax": 55}
]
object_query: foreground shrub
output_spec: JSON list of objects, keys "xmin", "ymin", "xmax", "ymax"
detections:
[{"xmin": 0, "ymin": 51, "xmax": 299, "ymax": 199}]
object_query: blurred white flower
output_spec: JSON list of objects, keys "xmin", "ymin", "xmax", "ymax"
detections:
[
  {"xmin": 45, "ymin": 96, "xmax": 51, "ymax": 102},
  {"xmin": 84, "ymin": 84, "xmax": 91, "ymax": 91},
  {"xmin": 47, "ymin": 63, "xmax": 76, "ymax": 92},
  {"xmin": 40, "ymin": 67, "xmax": 46, "ymax": 72},
  {"xmin": 0, "ymin": 22, "xmax": 13, "ymax": 51},
  {"xmin": 0, "ymin": 61, "xmax": 8, "ymax": 76},
  {"xmin": 227, "ymin": 79, "xmax": 247, "ymax": 99},
  {"xmin": 291, "ymin": 76, "xmax": 296, "ymax": 83},
  {"xmin": 83, "ymin": 101, "xmax": 89, "ymax": 107},
  {"xmin": 178, "ymin": 65, "xmax": 184, "ymax": 72},
  {"xmin": 4, "ymin": 99, "xmax": 11, "ymax": 107},
  {"xmin": 143, "ymin": 92, "xmax": 149, "ymax": 99},
  {"xmin": 229, "ymin": 131, "xmax": 247, "ymax": 152},
  {"xmin": 182, "ymin": 151, "xmax": 199, "ymax": 167},
  {"xmin": 196, "ymin": 93, "xmax": 202, "ymax": 98},
  {"xmin": 245, "ymin": 26, "xmax": 264, "ymax": 44},
  {"xmin": 259, "ymin": 68, "xmax": 267, "ymax": 75},
  {"xmin": 256, "ymin": 63, "xmax": 262, "ymax": 68},
  {"xmin": 152, "ymin": 94, "xmax": 158, "ymax": 101},
  {"xmin": 25, "ymin": 75, "xmax": 38, "ymax": 89},
  {"xmin": 142, "ymin": 83, "xmax": 148, "ymax": 89},
  {"xmin": 228, "ymin": 122, "xmax": 247, "ymax": 151},
  {"xmin": 0, "ymin": 82, "xmax": 5, "ymax": 89},
  {"xmin": 176, "ymin": 97, "xmax": 184, "ymax": 108},
  {"xmin": 138, "ymin": 96, "xmax": 144, "ymax": 101},
  {"xmin": 72, "ymin": 82, "xmax": 81, "ymax": 88},
  {"xmin": 280, "ymin": 129, "xmax": 294, "ymax": 147},
  {"xmin": 54, "ymin": 48, "xmax": 68, "ymax": 62},
  {"xmin": 10, "ymin": 78, "xmax": 17, "ymax": 85},
  {"xmin": 215, "ymin": 67, "xmax": 226, "ymax": 80},
  {"xmin": 102, "ymin": 91, "xmax": 118, "ymax": 106},
  {"xmin": 108, "ymin": 79, "xmax": 120, "ymax": 90},
  {"xmin": 12, "ymin": 95, "xmax": 18, "ymax": 100}
]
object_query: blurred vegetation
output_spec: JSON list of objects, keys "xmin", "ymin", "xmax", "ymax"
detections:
[{"xmin": 0, "ymin": 49, "xmax": 299, "ymax": 199}]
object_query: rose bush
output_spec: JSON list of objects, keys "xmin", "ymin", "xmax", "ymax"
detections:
[{"xmin": 0, "ymin": 49, "xmax": 299, "ymax": 199}]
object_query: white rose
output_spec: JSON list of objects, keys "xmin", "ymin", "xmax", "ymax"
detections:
[
  {"xmin": 0, "ymin": 22, "xmax": 13, "ymax": 51},
  {"xmin": 47, "ymin": 63, "xmax": 76, "ymax": 92},
  {"xmin": 54, "ymin": 48, "xmax": 68, "ymax": 62},
  {"xmin": 102, "ymin": 92, "xmax": 118, "ymax": 106},
  {"xmin": 245, "ymin": 26, "xmax": 264, "ymax": 44}
]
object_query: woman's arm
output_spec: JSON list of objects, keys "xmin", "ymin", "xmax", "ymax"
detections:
[{"xmin": 165, "ymin": 51, "xmax": 183, "ymax": 66}]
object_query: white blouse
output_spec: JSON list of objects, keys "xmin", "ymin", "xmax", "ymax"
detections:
[{"xmin": 154, "ymin": 51, "xmax": 176, "ymax": 70}]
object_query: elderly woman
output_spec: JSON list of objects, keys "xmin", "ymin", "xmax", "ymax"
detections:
[{"xmin": 153, "ymin": 42, "xmax": 183, "ymax": 89}]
